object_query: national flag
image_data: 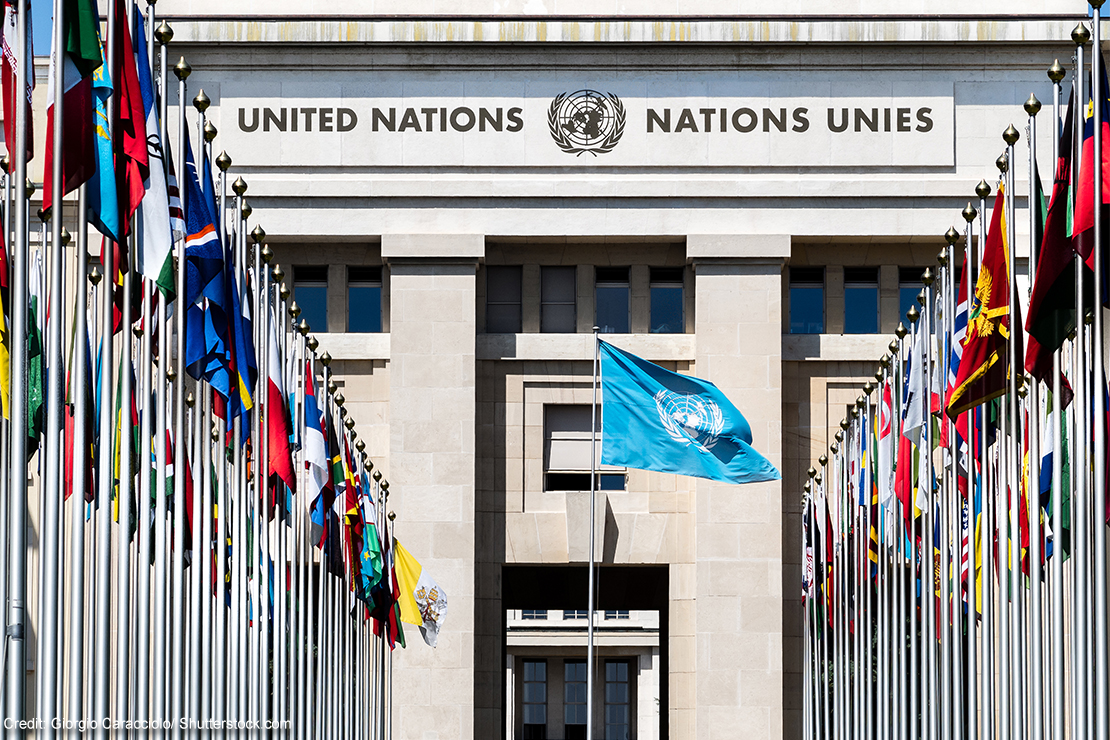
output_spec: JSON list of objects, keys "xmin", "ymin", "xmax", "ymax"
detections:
[
  {"xmin": 357, "ymin": 471, "xmax": 384, "ymax": 598},
  {"xmin": 181, "ymin": 130, "xmax": 221, "ymax": 307},
  {"xmin": 87, "ymin": 59, "xmax": 118, "ymax": 242},
  {"xmin": 946, "ymin": 182, "xmax": 1016, "ymax": 418},
  {"xmin": 393, "ymin": 538, "xmax": 448, "ymax": 648},
  {"xmin": 166, "ymin": 144, "xmax": 185, "ymax": 240},
  {"xmin": 266, "ymin": 302, "xmax": 295, "ymax": 491},
  {"xmin": 1, "ymin": 3, "xmax": 33, "ymax": 163},
  {"xmin": 226, "ymin": 270, "xmax": 255, "ymax": 418},
  {"xmin": 1073, "ymin": 53, "xmax": 1110, "ymax": 244},
  {"xmin": 63, "ymin": 299, "xmax": 95, "ymax": 502},
  {"xmin": 0, "ymin": 234, "xmax": 9, "ymax": 420},
  {"xmin": 132, "ymin": 10, "xmax": 174, "ymax": 296},
  {"xmin": 598, "ymin": 340, "xmax": 780, "ymax": 484},
  {"xmin": 877, "ymin": 378, "xmax": 894, "ymax": 509},
  {"xmin": 42, "ymin": 0, "xmax": 101, "ymax": 211},
  {"xmin": 109, "ymin": 0, "xmax": 148, "ymax": 237},
  {"xmin": 26, "ymin": 249, "xmax": 42, "ymax": 459},
  {"xmin": 1040, "ymin": 389, "xmax": 1071, "ymax": 559}
]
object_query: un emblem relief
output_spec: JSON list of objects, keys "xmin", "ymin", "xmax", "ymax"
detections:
[
  {"xmin": 654, "ymin": 390, "xmax": 725, "ymax": 452},
  {"xmin": 548, "ymin": 89, "xmax": 626, "ymax": 156}
]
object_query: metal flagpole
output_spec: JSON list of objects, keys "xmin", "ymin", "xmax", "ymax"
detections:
[
  {"xmin": 40, "ymin": 0, "xmax": 69, "ymax": 733},
  {"xmin": 0, "ymin": 153, "xmax": 9, "ymax": 730},
  {"xmin": 136, "ymin": 280, "xmax": 153, "ymax": 729},
  {"xmin": 91, "ymin": 3, "xmax": 119, "ymax": 735},
  {"xmin": 1024, "ymin": 93, "xmax": 1046, "ymax": 740},
  {"xmin": 1090, "ymin": 9, "xmax": 1110, "ymax": 740},
  {"xmin": 974, "ymin": 178, "xmax": 992, "ymax": 740},
  {"xmin": 587, "ymin": 327, "xmax": 599, "ymax": 740},
  {"xmin": 170, "ymin": 54, "xmax": 191, "ymax": 740},
  {"xmin": 960, "ymin": 203, "xmax": 979, "ymax": 740}
]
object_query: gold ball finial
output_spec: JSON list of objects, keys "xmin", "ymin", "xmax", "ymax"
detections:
[
  {"xmin": 37, "ymin": 207, "xmax": 48, "ymax": 223},
  {"xmin": 863, "ymin": 382, "xmax": 873, "ymax": 395},
  {"xmin": 1003, "ymin": 124, "xmax": 1020, "ymax": 146},
  {"xmin": 874, "ymin": 369, "xmax": 884, "ymax": 382},
  {"xmin": 133, "ymin": 324, "xmax": 143, "ymax": 338},
  {"xmin": 830, "ymin": 443, "xmax": 839, "ymax": 454},
  {"xmin": 290, "ymin": 301, "xmax": 301, "ymax": 319},
  {"xmin": 1024, "ymin": 94, "xmax": 1042, "ymax": 117},
  {"xmin": 907, "ymin": 305, "xmax": 920, "ymax": 323},
  {"xmin": 345, "ymin": 417, "xmax": 355, "ymax": 430},
  {"xmin": 232, "ymin": 176, "xmax": 248, "ymax": 196},
  {"xmin": 807, "ymin": 467, "xmax": 817, "ymax": 479},
  {"xmin": 996, "ymin": 153, "xmax": 1008, "ymax": 173},
  {"xmin": 839, "ymin": 419, "xmax": 849, "ymax": 431},
  {"xmin": 937, "ymin": 249, "xmax": 949, "ymax": 266},
  {"xmin": 916, "ymin": 289, "xmax": 927, "ymax": 306},
  {"xmin": 185, "ymin": 391, "xmax": 194, "ymax": 408},
  {"xmin": 364, "ymin": 457, "xmax": 373, "ymax": 471},
  {"xmin": 320, "ymin": 351, "xmax": 332, "ymax": 367},
  {"xmin": 335, "ymin": 392, "xmax": 345, "ymax": 407},
  {"xmin": 355, "ymin": 439, "xmax": 366, "ymax": 453},
  {"xmin": 803, "ymin": 481, "xmax": 811, "ymax": 494},
  {"xmin": 962, "ymin": 203, "xmax": 977, "ymax": 223},
  {"xmin": 252, "ymin": 225, "xmax": 267, "ymax": 244},
  {"xmin": 339, "ymin": 406, "xmax": 348, "ymax": 419},
  {"xmin": 212, "ymin": 424, "xmax": 220, "ymax": 442},
  {"xmin": 879, "ymin": 353, "xmax": 891, "ymax": 369},
  {"xmin": 203, "ymin": 121, "xmax": 217, "ymax": 143},
  {"xmin": 975, "ymin": 179, "xmax": 992, "ymax": 199},
  {"xmin": 279, "ymin": 283, "xmax": 291, "ymax": 301},
  {"xmin": 373, "ymin": 470, "xmax": 383, "ymax": 482},
  {"xmin": 89, "ymin": 268, "xmax": 102, "ymax": 285},
  {"xmin": 271, "ymin": 264, "xmax": 285, "ymax": 282},
  {"xmin": 944, "ymin": 227, "xmax": 959, "ymax": 245},
  {"xmin": 921, "ymin": 269, "xmax": 934, "ymax": 287},
  {"xmin": 895, "ymin": 322, "xmax": 908, "ymax": 339},
  {"xmin": 298, "ymin": 319, "xmax": 310, "ymax": 336},
  {"xmin": 216, "ymin": 151, "xmax": 232, "ymax": 172},
  {"xmin": 819, "ymin": 454, "xmax": 828, "ymax": 467},
  {"xmin": 193, "ymin": 89, "xmax": 210, "ymax": 113},
  {"xmin": 25, "ymin": 179, "xmax": 35, "ymax": 197},
  {"xmin": 261, "ymin": 245, "xmax": 274, "ymax": 263},
  {"xmin": 240, "ymin": 201, "xmax": 252, "ymax": 220},
  {"xmin": 307, "ymin": 336, "xmax": 319, "ymax": 352},
  {"xmin": 388, "ymin": 510, "xmax": 396, "ymax": 521},
  {"xmin": 856, "ymin": 395, "xmax": 866, "ymax": 409},
  {"xmin": 0, "ymin": 154, "xmax": 9, "ymax": 173},
  {"xmin": 59, "ymin": 227, "xmax": 71, "ymax": 247},
  {"xmin": 1048, "ymin": 59, "xmax": 1066, "ymax": 84},
  {"xmin": 173, "ymin": 57, "xmax": 191, "ymax": 80},
  {"xmin": 155, "ymin": 21, "xmax": 173, "ymax": 46},
  {"xmin": 1073, "ymin": 23, "xmax": 1091, "ymax": 45}
]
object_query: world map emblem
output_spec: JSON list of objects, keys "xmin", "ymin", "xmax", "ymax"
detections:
[
  {"xmin": 653, "ymin": 390, "xmax": 725, "ymax": 452},
  {"xmin": 548, "ymin": 89, "xmax": 626, "ymax": 156}
]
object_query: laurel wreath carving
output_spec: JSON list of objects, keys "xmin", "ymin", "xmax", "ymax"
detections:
[{"xmin": 548, "ymin": 92, "xmax": 626, "ymax": 157}]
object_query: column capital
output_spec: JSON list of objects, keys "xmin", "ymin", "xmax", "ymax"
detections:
[
  {"xmin": 686, "ymin": 233, "xmax": 790, "ymax": 265},
  {"xmin": 381, "ymin": 233, "xmax": 485, "ymax": 263}
]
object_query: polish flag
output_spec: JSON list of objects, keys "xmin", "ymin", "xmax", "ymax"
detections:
[{"xmin": 267, "ymin": 305, "xmax": 296, "ymax": 491}]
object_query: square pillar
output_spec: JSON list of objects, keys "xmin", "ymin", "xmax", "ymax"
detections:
[
  {"xmin": 383, "ymin": 233, "xmax": 482, "ymax": 740},
  {"xmin": 688, "ymin": 234, "xmax": 787, "ymax": 740}
]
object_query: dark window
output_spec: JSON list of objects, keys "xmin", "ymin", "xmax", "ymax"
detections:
[
  {"xmin": 347, "ymin": 266, "xmax": 382, "ymax": 333},
  {"xmin": 523, "ymin": 660, "xmax": 547, "ymax": 740},
  {"xmin": 605, "ymin": 661, "xmax": 631, "ymax": 740},
  {"xmin": 604, "ymin": 610, "xmax": 630, "ymax": 620},
  {"xmin": 899, "ymin": 267, "xmax": 924, "ymax": 322},
  {"xmin": 486, "ymin": 266, "xmax": 522, "ymax": 333},
  {"xmin": 789, "ymin": 267, "xmax": 824, "ymax": 334},
  {"xmin": 565, "ymin": 660, "xmax": 588, "ymax": 738},
  {"xmin": 544, "ymin": 473, "xmax": 626, "ymax": 492},
  {"xmin": 564, "ymin": 610, "xmax": 588, "ymax": 620},
  {"xmin": 843, "ymin": 267, "xmax": 879, "ymax": 334},
  {"xmin": 544, "ymin": 405, "xmax": 625, "ymax": 492},
  {"xmin": 541, "ymin": 266, "xmax": 577, "ymax": 333},
  {"xmin": 596, "ymin": 267, "xmax": 630, "ymax": 334},
  {"xmin": 650, "ymin": 267, "xmax": 684, "ymax": 333},
  {"xmin": 522, "ymin": 609, "xmax": 548, "ymax": 620},
  {"xmin": 293, "ymin": 266, "xmax": 328, "ymax": 333}
]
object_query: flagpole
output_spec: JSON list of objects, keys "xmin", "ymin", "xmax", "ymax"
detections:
[
  {"xmin": 316, "ymin": 352, "xmax": 332, "ymax": 740},
  {"xmin": 587, "ymin": 327, "xmax": 599, "ymax": 740},
  {"xmin": 973, "ymin": 177, "xmax": 992, "ymax": 740}
]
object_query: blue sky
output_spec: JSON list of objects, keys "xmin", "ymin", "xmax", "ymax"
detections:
[{"xmin": 31, "ymin": 0, "xmax": 53, "ymax": 56}]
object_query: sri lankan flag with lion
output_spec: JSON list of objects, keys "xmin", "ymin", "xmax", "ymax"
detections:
[{"xmin": 946, "ymin": 181, "xmax": 1022, "ymax": 418}]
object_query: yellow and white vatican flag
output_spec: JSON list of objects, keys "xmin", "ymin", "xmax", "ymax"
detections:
[{"xmin": 394, "ymin": 538, "xmax": 449, "ymax": 648}]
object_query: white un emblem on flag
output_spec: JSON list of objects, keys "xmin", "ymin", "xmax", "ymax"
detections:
[{"xmin": 653, "ymin": 390, "xmax": 725, "ymax": 452}]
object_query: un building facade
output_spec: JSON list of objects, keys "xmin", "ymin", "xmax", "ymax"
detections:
[{"xmin": 158, "ymin": 3, "xmax": 1076, "ymax": 738}]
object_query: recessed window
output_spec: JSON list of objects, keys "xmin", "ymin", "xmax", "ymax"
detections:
[
  {"xmin": 565, "ymin": 661, "xmax": 588, "ymax": 740},
  {"xmin": 522, "ymin": 609, "xmax": 548, "ymax": 620},
  {"xmin": 541, "ymin": 266, "xmax": 577, "ymax": 333},
  {"xmin": 604, "ymin": 610, "xmax": 630, "ymax": 620},
  {"xmin": 347, "ymin": 266, "xmax": 382, "ymax": 333},
  {"xmin": 563, "ymin": 610, "xmax": 588, "ymax": 620},
  {"xmin": 596, "ymin": 267, "xmax": 630, "ymax": 334},
  {"xmin": 605, "ymin": 661, "xmax": 631, "ymax": 740},
  {"xmin": 789, "ymin": 267, "xmax": 824, "ymax": 334},
  {"xmin": 293, "ymin": 265, "xmax": 328, "ymax": 334},
  {"xmin": 544, "ymin": 405, "xmax": 625, "ymax": 491},
  {"xmin": 649, "ymin": 267, "xmax": 684, "ymax": 334},
  {"xmin": 843, "ymin": 267, "xmax": 878, "ymax": 334},
  {"xmin": 899, "ymin": 267, "xmax": 924, "ymax": 322},
  {"xmin": 486, "ymin": 266, "xmax": 522, "ymax": 333},
  {"xmin": 523, "ymin": 660, "xmax": 547, "ymax": 740}
]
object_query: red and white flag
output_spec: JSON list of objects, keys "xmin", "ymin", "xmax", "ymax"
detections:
[
  {"xmin": 267, "ymin": 304, "xmax": 296, "ymax": 491},
  {"xmin": 1, "ymin": 2, "xmax": 33, "ymax": 163},
  {"xmin": 877, "ymin": 378, "xmax": 894, "ymax": 510}
]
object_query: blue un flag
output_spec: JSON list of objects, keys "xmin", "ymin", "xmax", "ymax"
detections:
[{"xmin": 599, "ymin": 341, "xmax": 780, "ymax": 485}]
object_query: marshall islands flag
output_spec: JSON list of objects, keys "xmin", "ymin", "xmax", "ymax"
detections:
[{"xmin": 599, "ymin": 340, "xmax": 780, "ymax": 485}]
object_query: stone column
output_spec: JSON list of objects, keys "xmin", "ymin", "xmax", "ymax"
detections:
[
  {"xmin": 688, "ymin": 234, "xmax": 788, "ymax": 740},
  {"xmin": 383, "ymin": 233, "xmax": 482, "ymax": 740}
]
